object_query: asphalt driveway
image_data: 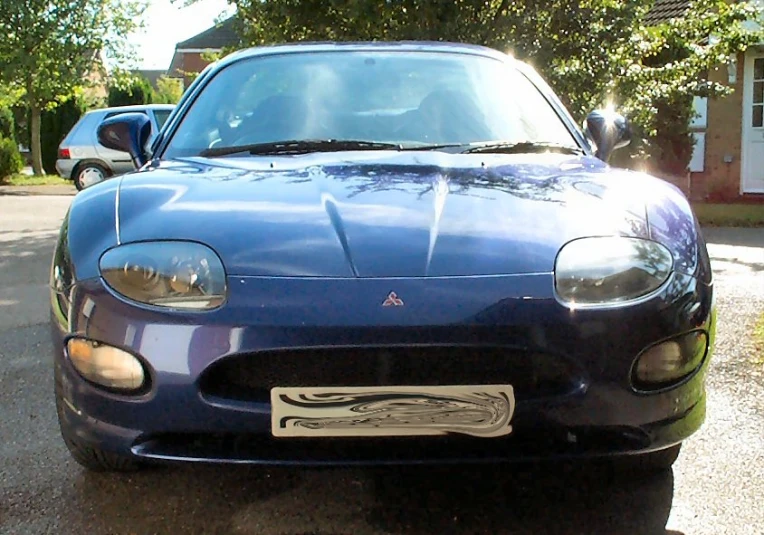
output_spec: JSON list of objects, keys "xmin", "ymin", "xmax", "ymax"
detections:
[{"xmin": 1, "ymin": 194, "xmax": 762, "ymax": 535}]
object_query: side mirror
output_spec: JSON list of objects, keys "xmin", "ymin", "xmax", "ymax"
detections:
[
  {"xmin": 97, "ymin": 112, "xmax": 152, "ymax": 169},
  {"xmin": 584, "ymin": 109, "xmax": 632, "ymax": 162}
]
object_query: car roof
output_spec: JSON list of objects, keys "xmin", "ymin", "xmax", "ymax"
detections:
[
  {"xmin": 217, "ymin": 41, "xmax": 513, "ymax": 69},
  {"xmin": 87, "ymin": 104, "xmax": 176, "ymax": 115}
]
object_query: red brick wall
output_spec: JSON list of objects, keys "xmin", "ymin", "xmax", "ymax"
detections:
[{"xmin": 177, "ymin": 52, "xmax": 214, "ymax": 88}]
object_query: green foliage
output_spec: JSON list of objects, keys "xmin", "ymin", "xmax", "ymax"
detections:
[
  {"xmin": 0, "ymin": 81, "xmax": 23, "ymax": 109},
  {"xmin": 40, "ymin": 97, "xmax": 85, "ymax": 174},
  {"xmin": 201, "ymin": 50, "xmax": 224, "ymax": 64},
  {"xmin": 108, "ymin": 76, "xmax": 155, "ymax": 107},
  {"xmin": 12, "ymin": 105, "xmax": 29, "ymax": 148},
  {"xmin": 693, "ymin": 203, "xmax": 764, "ymax": 228},
  {"xmin": 0, "ymin": 107, "xmax": 13, "ymax": 141},
  {"xmin": 0, "ymin": 136, "xmax": 23, "ymax": 178},
  {"xmin": 154, "ymin": 76, "xmax": 184, "ymax": 104},
  {"xmin": 0, "ymin": 0, "xmax": 146, "ymax": 174},
  {"xmin": 177, "ymin": 69, "xmax": 201, "ymax": 86},
  {"xmin": 231, "ymin": 0, "xmax": 763, "ymax": 176}
]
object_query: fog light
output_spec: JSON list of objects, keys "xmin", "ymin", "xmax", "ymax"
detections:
[
  {"xmin": 633, "ymin": 331, "xmax": 708, "ymax": 390},
  {"xmin": 66, "ymin": 338, "xmax": 146, "ymax": 392}
]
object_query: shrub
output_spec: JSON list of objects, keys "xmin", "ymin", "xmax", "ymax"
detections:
[
  {"xmin": 108, "ymin": 77, "xmax": 155, "ymax": 107},
  {"xmin": 0, "ymin": 107, "xmax": 13, "ymax": 141},
  {"xmin": 154, "ymin": 76, "xmax": 184, "ymax": 104},
  {"xmin": 41, "ymin": 97, "xmax": 86, "ymax": 174},
  {"xmin": 0, "ymin": 136, "xmax": 23, "ymax": 179}
]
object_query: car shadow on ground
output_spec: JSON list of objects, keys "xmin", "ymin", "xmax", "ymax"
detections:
[
  {"xmin": 61, "ymin": 460, "xmax": 678, "ymax": 535},
  {"xmin": 365, "ymin": 462, "xmax": 676, "ymax": 535}
]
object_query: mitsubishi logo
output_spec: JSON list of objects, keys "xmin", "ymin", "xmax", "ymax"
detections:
[{"xmin": 382, "ymin": 291, "xmax": 404, "ymax": 307}]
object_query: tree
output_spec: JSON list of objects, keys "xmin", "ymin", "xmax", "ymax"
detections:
[
  {"xmin": 0, "ymin": 81, "xmax": 23, "ymax": 110},
  {"xmin": 230, "ymin": 0, "xmax": 763, "ymax": 176},
  {"xmin": 0, "ymin": 0, "xmax": 145, "ymax": 175},
  {"xmin": 108, "ymin": 75, "xmax": 155, "ymax": 107},
  {"xmin": 40, "ymin": 96, "xmax": 85, "ymax": 174},
  {"xmin": 154, "ymin": 76, "xmax": 184, "ymax": 104}
]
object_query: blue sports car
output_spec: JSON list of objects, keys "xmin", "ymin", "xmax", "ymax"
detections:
[{"xmin": 50, "ymin": 42, "xmax": 715, "ymax": 473}]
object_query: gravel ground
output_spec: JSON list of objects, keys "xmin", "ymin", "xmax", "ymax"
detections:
[{"xmin": 0, "ymin": 195, "xmax": 762, "ymax": 535}]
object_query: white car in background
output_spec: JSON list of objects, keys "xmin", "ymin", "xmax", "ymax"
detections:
[{"xmin": 55, "ymin": 104, "xmax": 174, "ymax": 190}]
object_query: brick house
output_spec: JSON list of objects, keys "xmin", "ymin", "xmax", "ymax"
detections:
[
  {"xmin": 647, "ymin": 0, "xmax": 764, "ymax": 202},
  {"xmin": 167, "ymin": 17, "xmax": 239, "ymax": 88}
]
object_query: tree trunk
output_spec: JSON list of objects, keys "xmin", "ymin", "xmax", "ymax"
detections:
[{"xmin": 29, "ymin": 104, "xmax": 43, "ymax": 176}]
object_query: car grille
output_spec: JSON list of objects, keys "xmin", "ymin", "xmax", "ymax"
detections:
[{"xmin": 199, "ymin": 346, "xmax": 584, "ymax": 403}]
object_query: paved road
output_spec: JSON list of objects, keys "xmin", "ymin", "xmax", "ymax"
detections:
[{"xmin": 1, "ymin": 194, "xmax": 763, "ymax": 535}]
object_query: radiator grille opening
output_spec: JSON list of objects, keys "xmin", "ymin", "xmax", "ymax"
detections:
[{"xmin": 199, "ymin": 346, "xmax": 584, "ymax": 403}]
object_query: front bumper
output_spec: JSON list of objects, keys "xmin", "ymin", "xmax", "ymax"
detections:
[{"xmin": 52, "ymin": 272, "xmax": 715, "ymax": 466}]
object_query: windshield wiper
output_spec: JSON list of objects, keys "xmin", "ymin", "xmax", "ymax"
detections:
[
  {"xmin": 199, "ymin": 139, "xmax": 404, "ymax": 157},
  {"xmin": 460, "ymin": 141, "xmax": 585, "ymax": 155}
]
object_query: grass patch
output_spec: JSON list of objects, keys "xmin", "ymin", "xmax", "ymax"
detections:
[
  {"xmin": 693, "ymin": 203, "xmax": 764, "ymax": 228},
  {"xmin": 753, "ymin": 313, "xmax": 764, "ymax": 366},
  {"xmin": 0, "ymin": 173, "xmax": 71, "ymax": 186}
]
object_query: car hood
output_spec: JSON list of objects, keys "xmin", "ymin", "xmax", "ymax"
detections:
[{"xmin": 117, "ymin": 151, "xmax": 659, "ymax": 278}]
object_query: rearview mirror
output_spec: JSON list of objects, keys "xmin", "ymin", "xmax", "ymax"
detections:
[
  {"xmin": 97, "ymin": 112, "xmax": 152, "ymax": 169},
  {"xmin": 584, "ymin": 109, "xmax": 631, "ymax": 162}
]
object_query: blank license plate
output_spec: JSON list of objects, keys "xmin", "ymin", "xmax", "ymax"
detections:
[{"xmin": 271, "ymin": 384, "xmax": 515, "ymax": 438}]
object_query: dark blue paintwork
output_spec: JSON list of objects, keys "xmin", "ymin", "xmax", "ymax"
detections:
[
  {"xmin": 49, "ymin": 42, "xmax": 715, "ymax": 468},
  {"xmin": 97, "ymin": 112, "xmax": 153, "ymax": 168},
  {"xmin": 113, "ymin": 152, "xmax": 659, "ymax": 279}
]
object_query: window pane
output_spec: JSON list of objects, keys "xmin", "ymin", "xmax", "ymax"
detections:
[
  {"xmin": 753, "ymin": 105, "xmax": 763, "ymax": 128},
  {"xmin": 155, "ymin": 110, "xmax": 172, "ymax": 130},
  {"xmin": 755, "ymin": 59, "xmax": 764, "ymax": 80}
]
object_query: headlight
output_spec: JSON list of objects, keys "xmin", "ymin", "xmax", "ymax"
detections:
[
  {"xmin": 554, "ymin": 237, "xmax": 673, "ymax": 307},
  {"xmin": 99, "ymin": 241, "xmax": 226, "ymax": 310}
]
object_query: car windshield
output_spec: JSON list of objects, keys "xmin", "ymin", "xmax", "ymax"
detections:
[{"xmin": 162, "ymin": 50, "xmax": 578, "ymax": 159}]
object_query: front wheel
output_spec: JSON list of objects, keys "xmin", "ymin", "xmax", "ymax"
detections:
[
  {"xmin": 73, "ymin": 163, "xmax": 109, "ymax": 191},
  {"xmin": 55, "ymin": 382, "xmax": 142, "ymax": 472}
]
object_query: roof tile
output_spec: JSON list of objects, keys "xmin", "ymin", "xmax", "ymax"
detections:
[
  {"xmin": 644, "ymin": 0, "xmax": 692, "ymax": 24},
  {"xmin": 176, "ymin": 17, "xmax": 239, "ymax": 50}
]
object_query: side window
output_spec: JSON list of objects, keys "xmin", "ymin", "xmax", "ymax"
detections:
[{"xmin": 154, "ymin": 110, "xmax": 172, "ymax": 130}]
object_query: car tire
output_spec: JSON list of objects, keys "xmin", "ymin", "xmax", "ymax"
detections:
[
  {"xmin": 55, "ymin": 382, "xmax": 142, "ymax": 473},
  {"xmin": 615, "ymin": 444, "xmax": 682, "ymax": 474},
  {"xmin": 73, "ymin": 163, "xmax": 109, "ymax": 191}
]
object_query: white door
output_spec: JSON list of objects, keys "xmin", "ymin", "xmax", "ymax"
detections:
[{"xmin": 742, "ymin": 53, "xmax": 764, "ymax": 193}]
